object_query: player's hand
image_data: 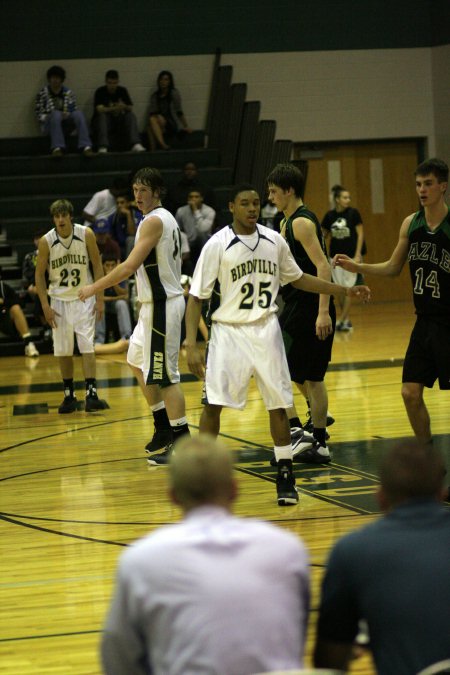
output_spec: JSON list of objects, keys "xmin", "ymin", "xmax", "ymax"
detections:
[
  {"xmin": 347, "ymin": 285, "xmax": 371, "ymax": 303},
  {"xmin": 43, "ymin": 306, "xmax": 60, "ymax": 329},
  {"xmin": 316, "ymin": 313, "xmax": 333, "ymax": 340},
  {"xmin": 79, "ymin": 285, "xmax": 95, "ymax": 302},
  {"xmin": 333, "ymin": 254, "xmax": 358, "ymax": 273},
  {"xmin": 185, "ymin": 344, "xmax": 205, "ymax": 380}
]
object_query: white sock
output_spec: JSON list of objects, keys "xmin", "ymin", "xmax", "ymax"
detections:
[{"xmin": 170, "ymin": 416, "xmax": 188, "ymax": 428}]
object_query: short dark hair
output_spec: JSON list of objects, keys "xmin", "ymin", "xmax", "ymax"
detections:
[
  {"xmin": 229, "ymin": 183, "xmax": 259, "ymax": 202},
  {"xmin": 111, "ymin": 176, "xmax": 130, "ymax": 197},
  {"xmin": 105, "ymin": 69, "xmax": 119, "ymax": 80},
  {"xmin": 46, "ymin": 65, "xmax": 66, "ymax": 82},
  {"xmin": 50, "ymin": 199, "xmax": 73, "ymax": 217},
  {"xmin": 115, "ymin": 189, "xmax": 131, "ymax": 200},
  {"xmin": 188, "ymin": 188, "xmax": 204, "ymax": 198},
  {"xmin": 132, "ymin": 167, "xmax": 166, "ymax": 197},
  {"xmin": 267, "ymin": 163, "xmax": 305, "ymax": 197},
  {"xmin": 102, "ymin": 254, "xmax": 119, "ymax": 264},
  {"xmin": 379, "ymin": 440, "xmax": 445, "ymax": 505},
  {"xmin": 331, "ymin": 184, "xmax": 348, "ymax": 202},
  {"xmin": 415, "ymin": 158, "xmax": 448, "ymax": 183}
]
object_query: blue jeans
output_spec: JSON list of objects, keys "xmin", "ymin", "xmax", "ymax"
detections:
[
  {"xmin": 41, "ymin": 110, "xmax": 92, "ymax": 150},
  {"xmin": 95, "ymin": 300, "xmax": 132, "ymax": 343},
  {"xmin": 94, "ymin": 111, "xmax": 140, "ymax": 149}
]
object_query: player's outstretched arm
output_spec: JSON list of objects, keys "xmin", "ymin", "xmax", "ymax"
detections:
[
  {"xmin": 79, "ymin": 217, "xmax": 163, "ymax": 301},
  {"xmin": 292, "ymin": 273, "xmax": 371, "ymax": 303},
  {"xmin": 334, "ymin": 216, "xmax": 411, "ymax": 278}
]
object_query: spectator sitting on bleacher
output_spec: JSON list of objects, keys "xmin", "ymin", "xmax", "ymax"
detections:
[
  {"xmin": 92, "ymin": 70, "xmax": 146, "ymax": 154},
  {"xmin": 175, "ymin": 189, "xmax": 215, "ymax": 267},
  {"xmin": 82, "ymin": 177, "xmax": 129, "ymax": 227},
  {"xmin": 0, "ymin": 271, "xmax": 39, "ymax": 357},
  {"xmin": 147, "ymin": 70, "xmax": 192, "ymax": 151},
  {"xmin": 95, "ymin": 256, "xmax": 132, "ymax": 345},
  {"xmin": 35, "ymin": 65, "xmax": 94, "ymax": 158},
  {"xmin": 106, "ymin": 191, "xmax": 141, "ymax": 259},
  {"xmin": 91, "ymin": 219, "xmax": 121, "ymax": 262},
  {"xmin": 167, "ymin": 161, "xmax": 216, "ymax": 214},
  {"xmin": 22, "ymin": 231, "xmax": 46, "ymax": 330}
]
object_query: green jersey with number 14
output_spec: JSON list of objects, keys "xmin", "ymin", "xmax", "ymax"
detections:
[{"xmin": 408, "ymin": 208, "xmax": 450, "ymax": 326}]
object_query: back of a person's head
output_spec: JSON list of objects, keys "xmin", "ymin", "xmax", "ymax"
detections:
[
  {"xmin": 379, "ymin": 441, "xmax": 445, "ymax": 506},
  {"xmin": 46, "ymin": 65, "xmax": 66, "ymax": 82},
  {"xmin": 169, "ymin": 435, "xmax": 235, "ymax": 510},
  {"xmin": 266, "ymin": 162, "xmax": 305, "ymax": 197},
  {"xmin": 132, "ymin": 167, "xmax": 165, "ymax": 196},
  {"xmin": 415, "ymin": 158, "xmax": 448, "ymax": 183},
  {"xmin": 50, "ymin": 199, "xmax": 73, "ymax": 217}
]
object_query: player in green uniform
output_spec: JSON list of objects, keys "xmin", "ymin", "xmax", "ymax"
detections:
[
  {"xmin": 267, "ymin": 163, "xmax": 336, "ymax": 464},
  {"xmin": 335, "ymin": 158, "xmax": 450, "ymax": 447}
]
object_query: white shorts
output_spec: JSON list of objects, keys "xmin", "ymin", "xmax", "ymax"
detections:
[
  {"xmin": 331, "ymin": 265, "xmax": 358, "ymax": 288},
  {"xmin": 127, "ymin": 295, "xmax": 185, "ymax": 386},
  {"xmin": 51, "ymin": 296, "xmax": 96, "ymax": 356},
  {"xmin": 204, "ymin": 313, "xmax": 293, "ymax": 410}
]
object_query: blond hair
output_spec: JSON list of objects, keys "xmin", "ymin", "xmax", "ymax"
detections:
[
  {"xmin": 50, "ymin": 199, "xmax": 74, "ymax": 217},
  {"xmin": 169, "ymin": 435, "xmax": 235, "ymax": 509}
]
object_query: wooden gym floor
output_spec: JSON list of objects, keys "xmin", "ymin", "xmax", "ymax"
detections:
[{"xmin": 1, "ymin": 301, "xmax": 449, "ymax": 674}]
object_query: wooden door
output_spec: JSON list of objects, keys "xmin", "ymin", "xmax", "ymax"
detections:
[{"xmin": 294, "ymin": 141, "xmax": 420, "ymax": 302}]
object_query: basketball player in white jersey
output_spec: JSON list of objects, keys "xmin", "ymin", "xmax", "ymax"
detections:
[
  {"xmin": 185, "ymin": 185, "xmax": 370, "ymax": 506},
  {"xmin": 79, "ymin": 167, "xmax": 190, "ymax": 454},
  {"xmin": 35, "ymin": 199, "xmax": 106, "ymax": 413}
]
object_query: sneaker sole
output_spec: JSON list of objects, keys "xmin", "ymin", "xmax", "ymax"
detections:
[
  {"xmin": 147, "ymin": 457, "xmax": 169, "ymax": 466},
  {"xmin": 277, "ymin": 493, "xmax": 299, "ymax": 506},
  {"xmin": 85, "ymin": 400, "xmax": 108, "ymax": 412}
]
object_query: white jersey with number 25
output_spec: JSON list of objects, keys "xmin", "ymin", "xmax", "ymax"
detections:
[{"xmin": 190, "ymin": 223, "xmax": 302, "ymax": 324}]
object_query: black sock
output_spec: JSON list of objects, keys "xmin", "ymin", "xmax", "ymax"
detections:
[
  {"xmin": 171, "ymin": 424, "xmax": 190, "ymax": 442},
  {"xmin": 314, "ymin": 428, "xmax": 327, "ymax": 447},
  {"xmin": 289, "ymin": 416, "xmax": 302, "ymax": 429},
  {"xmin": 85, "ymin": 378, "xmax": 97, "ymax": 397},
  {"xmin": 23, "ymin": 333, "xmax": 32, "ymax": 346},
  {"xmin": 63, "ymin": 378, "xmax": 74, "ymax": 399},
  {"xmin": 153, "ymin": 406, "xmax": 171, "ymax": 431}
]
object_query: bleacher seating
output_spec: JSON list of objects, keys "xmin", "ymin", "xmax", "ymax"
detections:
[{"xmin": 0, "ymin": 53, "xmax": 295, "ymax": 355}]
